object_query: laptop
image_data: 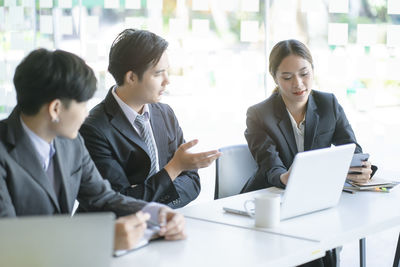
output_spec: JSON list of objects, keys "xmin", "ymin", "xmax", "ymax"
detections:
[
  {"xmin": 0, "ymin": 213, "xmax": 115, "ymax": 267},
  {"xmin": 223, "ymin": 143, "xmax": 356, "ymax": 221}
]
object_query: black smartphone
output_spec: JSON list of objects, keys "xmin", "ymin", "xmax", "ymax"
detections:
[{"xmin": 350, "ymin": 153, "xmax": 370, "ymax": 167}]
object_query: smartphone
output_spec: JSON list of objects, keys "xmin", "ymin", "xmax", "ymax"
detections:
[{"xmin": 350, "ymin": 153, "xmax": 370, "ymax": 167}]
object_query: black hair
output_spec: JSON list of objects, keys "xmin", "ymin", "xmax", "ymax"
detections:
[
  {"xmin": 13, "ymin": 48, "xmax": 97, "ymax": 115},
  {"xmin": 108, "ymin": 29, "xmax": 169, "ymax": 86}
]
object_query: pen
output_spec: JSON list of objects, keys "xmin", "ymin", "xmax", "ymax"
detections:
[{"xmin": 342, "ymin": 189, "xmax": 355, "ymax": 194}]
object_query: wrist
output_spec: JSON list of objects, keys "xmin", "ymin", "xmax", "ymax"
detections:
[
  {"xmin": 280, "ymin": 172, "xmax": 288, "ymax": 185},
  {"xmin": 164, "ymin": 159, "xmax": 181, "ymax": 180}
]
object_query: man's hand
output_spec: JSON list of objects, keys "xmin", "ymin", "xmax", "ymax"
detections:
[
  {"xmin": 165, "ymin": 139, "xmax": 222, "ymax": 180},
  {"xmin": 347, "ymin": 161, "xmax": 373, "ymax": 184},
  {"xmin": 279, "ymin": 166, "xmax": 292, "ymax": 185},
  {"xmin": 157, "ymin": 207, "xmax": 186, "ymax": 241},
  {"xmin": 113, "ymin": 211, "xmax": 150, "ymax": 251}
]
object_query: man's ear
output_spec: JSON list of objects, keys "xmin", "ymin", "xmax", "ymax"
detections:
[
  {"xmin": 48, "ymin": 99, "xmax": 62, "ymax": 123},
  {"xmin": 124, "ymin": 71, "xmax": 138, "ymax": 85}
]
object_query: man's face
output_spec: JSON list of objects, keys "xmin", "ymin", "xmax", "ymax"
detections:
[
  {"xmin": 54, "ymin": 100, "xmax": 88, "ymax": 139},
  {"xmin": 134, "ymin": 51, "xmax": 170, "ymax": 105}
]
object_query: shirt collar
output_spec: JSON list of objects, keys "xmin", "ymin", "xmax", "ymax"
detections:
[
  {"xmin": 111, "ymin": 86, "xmax": 151, "ymax": 124},
  {"xmin": 286, "ymin": 108, "xmax": 305, "ymax": 131},
  {"xmin": 20, "ymin": 117, "xmax": 55, "ymax": 170}
]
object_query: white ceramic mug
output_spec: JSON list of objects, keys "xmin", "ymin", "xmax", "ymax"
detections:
[{"xmin": 244, "ymin": 194, "xmax": 280, "ymax": 228}]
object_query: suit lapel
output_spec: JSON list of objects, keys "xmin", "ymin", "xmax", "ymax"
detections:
[
  {"xmin": 275, "ymin": 95, "xmax": 298, "ymax": 156},
  {"xmin": 149, "ymin": 104, "xmax": 168, "ymax": 168},
  {"xmin": 104, "ymin": 89, "xmax": 150, "ymax": 156},
  {"xmin": 54, "ymin": 138, "xmax": 72, "ymax": 213},
  {"xmin": 6, "ymin": 108, "xmax": 60, "ymax": 212},
  {"xmin": 304, "ymin": 93, "xmax": 319, "ymax": 150}
]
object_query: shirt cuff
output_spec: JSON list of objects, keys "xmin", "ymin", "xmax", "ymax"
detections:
[{"xmin": 141, "ymin": 202, "xmax": 168, "ymax": 226}]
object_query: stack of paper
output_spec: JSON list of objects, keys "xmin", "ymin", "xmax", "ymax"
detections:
[{"xmin": 344, "ymin": 177, "xmax": 400, "ymax": 193}]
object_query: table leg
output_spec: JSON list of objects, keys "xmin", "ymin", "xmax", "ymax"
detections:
[
  {"xmin": 360, "ymin": 238, "xmax": 366, "ymax": 267},
  {"xmin": 393, "ymin": 233, "xmax": 400, "ymax": 267}
]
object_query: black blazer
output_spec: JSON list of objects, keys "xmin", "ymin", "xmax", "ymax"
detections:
[
  {"xmin": 242, "ymin": 90, "xmax": 363, "ymax": 192},
  {"xmin": 80, "ymin": 89, "xmax": 200, "ymax": 208},
  {"xmin": 0, "ymin": 108, "xmax": 147, "ymax": 217}
]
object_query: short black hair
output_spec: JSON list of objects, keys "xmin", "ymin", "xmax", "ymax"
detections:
[
  {"xmin": 108, "ymin": 29, "xmax": 169, "ymax": 85},
  {"xmin": 13, "ymin": 48, "xmax": 97, "ymax": 115}
]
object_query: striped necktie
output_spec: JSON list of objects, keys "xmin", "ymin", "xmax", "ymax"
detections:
[{"xmin": 135, "ymin": 114, "xmax": 158, "ymax": 177}]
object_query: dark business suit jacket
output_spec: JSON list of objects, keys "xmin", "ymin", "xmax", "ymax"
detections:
[
  {"xmin": 0, "ymin": 108, "xmax": 147, "ymax": 217},
  {"xmin": 79, "ymin": 89, "xmax": 200, "ymax": 209},
  {"xmin": 242, "ymin": 90, "xmax": 363, "ymax": 192}
]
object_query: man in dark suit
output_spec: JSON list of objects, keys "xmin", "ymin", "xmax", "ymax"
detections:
[
  {"xmin": 80, "ymin": 29, "xmax": 221, "ymax": 208},
  {"xmin": 0, "ymin": 48, "xmax": 186, "ymax": 251}
]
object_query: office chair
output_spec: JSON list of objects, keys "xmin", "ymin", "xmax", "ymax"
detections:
[{"xmin": 214, "ymin": 144, "xmax": 258, "ymax": 199}]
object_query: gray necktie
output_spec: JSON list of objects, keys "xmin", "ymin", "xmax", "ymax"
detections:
[{"xmin": 135, "ymin": 114, "xmax": 158, "ymax": 177}]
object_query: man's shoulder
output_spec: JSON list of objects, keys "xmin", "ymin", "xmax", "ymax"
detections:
[
  {"xmin": 83, "ymin": 101, "xmax": 109, "ymax": 127},
  {"xmin": 150, "ymin": 102, "xmax": 174, "ymax": 113}
]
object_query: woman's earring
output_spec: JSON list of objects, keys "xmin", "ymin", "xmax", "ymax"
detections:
[{"xmin": 52, "ymin": 117, "xmax": 59, "ymax": 123}]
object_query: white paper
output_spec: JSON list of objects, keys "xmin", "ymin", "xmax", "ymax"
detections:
[
  {"xmin": 328, "ymin": 23, "xmax": 348, "ymax": 45},
  {"xmin": 147, "ymin": 18, "xmax": 163, "ymax": 35},
  {"xmin": 22, "ymin": 0, "xmax": 34, "ymax": 7},
  {"xmin": 387, "ymin": 25, "xmax": 400, "ymax": 47},
  {"xmin": 85, "ymin": 43, "xmax": 98, "ymax": 62},
  {"xmin": 220, "ymin": 0, "xmax": 239, "ymax": 12},
  {"xmin": 4, "ymin": 0, "xmax": 16, "ymax": 7},
  {"xmin": 40, "ymin": 15, "xmax": 53, "ymax": 34},
  {"xmin": 356, "ymin": 56, "xmax": 376, "ymax": 78},
  {"xmin": 85, "ymin": 16, "xmax": 99, "ymax": 35},
  {"xmin": 192, "ymin": 0, "xmax": 209, "ymax": 11},
  {"xmin": 357, "ymin": 24, "xmax": 377, "ymax": 46},
  {"xmin": 125, "ymin": 17, "xmax": 146, "ymax": 29},
  {"xmin": 240, "ymin": 20, "xmax": 259, "ymax": 42},
  {"xmin": 60, "ymin": 16, "xmax": 73, "ymax": 35},
  {"xmin": 192, "ymin": 19, "xmax": 210, "ymax": 37},
  {"xmin": 59, "ymin": 0, "xmax": 72, "ymax": 8},
  {"xmin": 9, "ymin": 6, "xmax": 24, "ymax": 30},
  {"xmin": 40, "ymin": 0, "xmax": 53, "ymax": 8},
  {"xmin": 301, "ymin": 0, "xmax": 319, "ymax": 13},
  {"xmin": 388, "ymin": 0, "xmax": 400, "ymax": 14},
  {"xmin": 147, "ymin": 0, "xmax": 163, "ymax": 10},
  {"xmin": 0, "ymin": 62, "xmax": 6, "ymax": 81},
  {"xmin": 169, "ymin": 18, "xmax": 187, "ymax": 38},
  {"xmin": 329, "ymin": 0, "xmax": 348, "ymax": 13},
  {"xmin": 386, "ymin": 58, "xmax": 400, "ymax": 80},
  {"xmin": 125, "ymin": 0, "xmax": 141, "ymax": 9},
  {"xmin": 241, "ymin": 0, "xmax": 259, "ymax": 12},
  {"xmin": 0, "ymin": 8, "xmax": 4, "ymax": 29},
  {"xmin": 10, "ymin": 32, "xmax": 25, "ymax": 50},
  {"xmin": 104, "ymin": 0, "xmax": 119, "ymax": 9}
]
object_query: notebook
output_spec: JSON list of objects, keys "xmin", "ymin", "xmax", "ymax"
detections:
[
  {"xmin": 0, "ymin": 213, "xmax": 115, "ymax": 267},
  {"xmin": 223, "ymin": 144, "xmax": 356, "ymax": 221}
]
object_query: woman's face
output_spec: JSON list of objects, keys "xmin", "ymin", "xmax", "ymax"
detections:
[
  {"xmin": 54, "ymin": 100, "xmax": 88, "ymax": 139},
  {"xmin": 275, "ymin": 54, "xmax": 314, "ymax": 107}
]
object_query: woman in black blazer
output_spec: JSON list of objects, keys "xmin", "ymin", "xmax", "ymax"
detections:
[{"xmin": 242, "ymin": 39, "xmax": 374, "ymax": 193}]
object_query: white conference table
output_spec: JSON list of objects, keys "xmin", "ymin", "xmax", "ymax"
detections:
[
  {"xmin": 180, "ymin": 186, "xmax": 400, "ymax": 253},
  {"xmin": 112, "ymin": 217, "xmax": 324, "ymax": 267}
]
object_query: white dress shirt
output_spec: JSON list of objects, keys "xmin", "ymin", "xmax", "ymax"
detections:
[
  {"xmin": 112, "ymin": 87, "xmax": 160, "ymax": 172},
  {"xmin": 287, "ymin": 109, "xmax": 305, "ymax": 153},
  {"xmin": 20, "ymin": 117, "xmax": 55, "ymax": 171}
]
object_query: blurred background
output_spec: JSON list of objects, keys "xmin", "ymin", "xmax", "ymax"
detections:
[
  {"xmin": 1, "ymin": 1, "xmax": 399, "ymax": 265},
  {"xmin": 1, "ymin": 0, "xmax": 399, "ymax": 201}
]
